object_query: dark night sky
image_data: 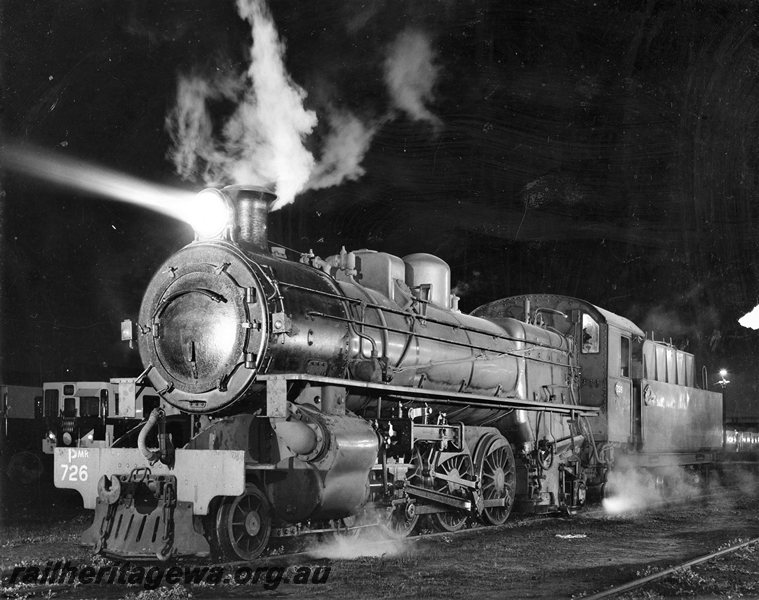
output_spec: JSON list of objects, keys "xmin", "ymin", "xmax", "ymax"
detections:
[{"xmin": 2, "ymin": 0, "xmax": 759, "ymax": 418}]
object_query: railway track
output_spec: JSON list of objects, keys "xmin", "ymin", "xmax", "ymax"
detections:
[{"xmin": 582, "ymin": 536, "xmax": 759, "ymax": 599}]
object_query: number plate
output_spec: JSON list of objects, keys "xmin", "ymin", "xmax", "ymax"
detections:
[{"xmin": 54, "ymin": 447, "xmax": 245, "ymax": 514}]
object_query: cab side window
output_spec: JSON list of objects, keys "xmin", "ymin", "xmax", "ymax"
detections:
[
  {"xmin": 581, "ymin": 313, "xmax": 599, "ymax": 354},
  {"xmin": 620, "ymin": 336, "xmax": 630, "ymax": 378}
]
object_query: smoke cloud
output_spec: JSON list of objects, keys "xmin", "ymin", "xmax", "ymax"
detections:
[
  {"xmin": 166, "ymin": 2, "xmax": 443, "ymax": 208},
  {"xmin": 383, "ymin": 29, "xmax": 442, "ymax": 129}
]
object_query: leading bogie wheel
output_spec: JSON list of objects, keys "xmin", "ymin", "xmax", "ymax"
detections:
[
  {"xmin": 385, "ymin": 502, "xmax": 420, "ymax": 538},
  {"xmin": 382, "ymin": 449, "xmax": 424, "ymax": 538},
  {"xmin": 214, "ymin": 485, "xmax": 272, "ymax": 561}
]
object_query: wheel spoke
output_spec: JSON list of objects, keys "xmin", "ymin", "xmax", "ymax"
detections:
[
  {"xmin": 216, "ymin": 487, "xmax": 271, "ymax": 561},
  {"xmin": 480, "ymin": 442, "xmax": 516, "ymax": 526},
  {"xmin": 429, "ymin": 453, "xmax": 472, "ymax": 533}
]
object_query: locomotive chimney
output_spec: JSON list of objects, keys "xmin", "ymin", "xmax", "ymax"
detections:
[{"xmin": 223, "ymin": 185, "xmax": 276, "ymax": 251}]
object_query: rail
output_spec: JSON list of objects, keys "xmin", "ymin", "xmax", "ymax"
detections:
[{"xmin": 583, "ymin": 536, "xmax": 759, "ymax": 600}]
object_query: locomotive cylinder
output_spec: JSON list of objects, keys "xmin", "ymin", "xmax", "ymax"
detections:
[{"xmin": 267, "ymin": 409, "xmax": 378, "ymax": 522}]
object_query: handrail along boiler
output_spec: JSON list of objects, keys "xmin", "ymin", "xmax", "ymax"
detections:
[{"xmin": 53, "ymin": 185, "xmax": 714, "ymax": 561}]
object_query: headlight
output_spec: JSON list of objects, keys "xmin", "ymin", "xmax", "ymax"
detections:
[
  {"xmin": 186, "ymin": 188, "xmax": 232, "ymax": 239},
  {"xmin": 47, "ymin": 431, "xmax": 56, "ymax": 442}
]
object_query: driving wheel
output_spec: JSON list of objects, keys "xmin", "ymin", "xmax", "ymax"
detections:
[
  {"xmin": 430, "ymin": 453, "xmax": 473, "ymax": 532},
  {"xmin": 480, "ymin": 441, "xmax": 516, "ymax": 525}
]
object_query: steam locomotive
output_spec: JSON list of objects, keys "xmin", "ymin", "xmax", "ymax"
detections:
[{"xmin": 55, "ymin": 186, "xmax": 723, "ymax": 562}]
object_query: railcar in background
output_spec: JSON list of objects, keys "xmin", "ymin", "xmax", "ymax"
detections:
[
  {"xmin": 0, "ymin": 384, "xmax": 45, "ymax": 489},
  {"xmin": 724, "ymin": 425, "xmax": 759, "ymax": 460},
  {"xmin": 1, "ymin": 384, "xmax": 43, "ymax": 452},
  {"xmin": 42, "ymin": 378, "xmax": 189, "ymax": 454}
]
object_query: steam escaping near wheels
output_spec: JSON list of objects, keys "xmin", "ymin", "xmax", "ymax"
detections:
[
  {"xmin": 601, "ymin": 466, "xmax": 704, "ymax": 515},
  {"xmin": 305, "ymin": 506, "xmax": 411, "ymax": 560}
]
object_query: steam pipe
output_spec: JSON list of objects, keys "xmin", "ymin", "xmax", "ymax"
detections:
[
  {"xmin": 274, "ymin": 418, "xmax": 319, "ymax": 455},
  {"xmin": 138, "ymin": 408, "xmax": 163, "ymax": 464}
]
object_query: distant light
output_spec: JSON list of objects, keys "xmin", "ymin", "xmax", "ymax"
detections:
[
  {"xmin": 716, "ymin": 368, "xmax": 730, "ymax": 388},
  {"xmin": 739, "ymin": 304, "xmax": 759, "ymax": 329},
  {"xmin": 185, "ymin": 189, "xmax": 232, "ymax": 239},
  {"xmin": 120, "ymin": 319, "xmax": 133, "ymax": 342}
]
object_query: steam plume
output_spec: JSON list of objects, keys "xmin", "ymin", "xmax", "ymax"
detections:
[
  {"xmin": 308, "ymin": 110, "xmax": 379, "ymax": 190},
  {"xmin": 384, "ymin": 29, "xmax": 442, "ymax": 128},
  {"xmin": 230, "ymin": 0, "xmax": 317, "ymax": 208},
  {"xmin": 167, "ymin": 74, "xmax": 241, "ymax": 184},
  {"xmin": 166, "ymin": 8, "xmax": 444, "ymax": 208},
  {"xmin": 166, "ymin": 0, "xmax": 317, "ymax": 209}
]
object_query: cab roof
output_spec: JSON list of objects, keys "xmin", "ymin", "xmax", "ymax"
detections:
[{"xmin": 473, "ymin": 293, "xmax": 645, "ymax": 338}]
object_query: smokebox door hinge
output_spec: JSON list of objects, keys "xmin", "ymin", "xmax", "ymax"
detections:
[{"xmin": 270, "ymin": 312, "xmax": 292, "ymax": 335}]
